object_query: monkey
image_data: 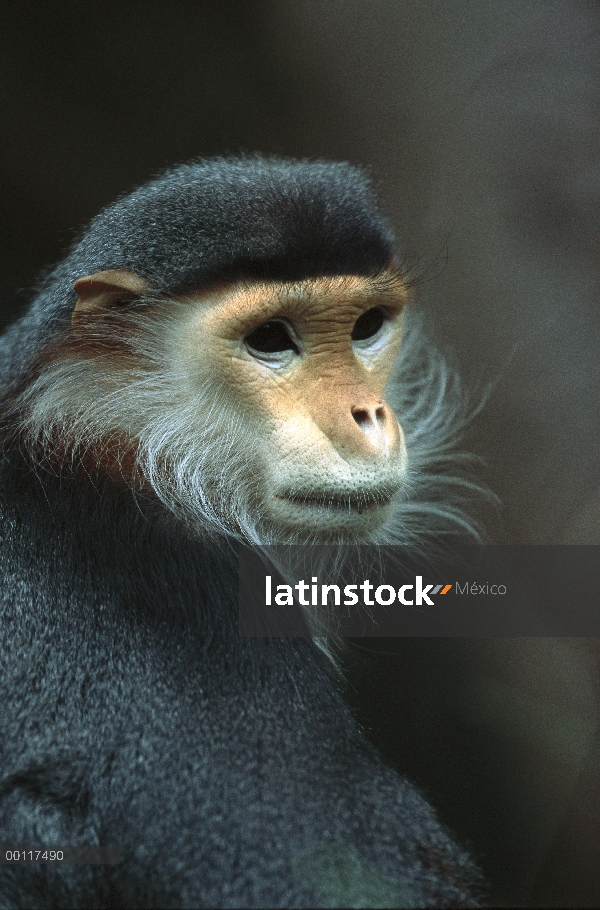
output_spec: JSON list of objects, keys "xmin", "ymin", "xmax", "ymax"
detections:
[{"xmin": 0, "ymin": 157, "xmax": 478, "ymax": 908}]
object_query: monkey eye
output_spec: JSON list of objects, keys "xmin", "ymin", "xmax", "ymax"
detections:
[
  {"xmin": 351, "ymin": 307, "xmax": 386, "ymax": 342},
  {"xmin": 245, "ymin": 321, "xmax": 300, "ymax": 355}
]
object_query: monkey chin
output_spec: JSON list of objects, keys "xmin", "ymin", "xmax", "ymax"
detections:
[{"xmin": 266, "ymin": 489, "xmax": 398, "ymax": 542}]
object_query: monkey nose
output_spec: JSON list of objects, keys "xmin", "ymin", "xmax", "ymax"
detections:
[{"xmin": 351, "ymin": 402, "xmax": 399, "ymax": 456}]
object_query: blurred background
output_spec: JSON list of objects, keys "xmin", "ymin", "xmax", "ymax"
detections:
[{"xmin": 1, "ymin": 1, "xmax": 599, "ymax": 905}]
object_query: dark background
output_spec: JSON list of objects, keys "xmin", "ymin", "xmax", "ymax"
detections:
[{"xmin": 2, "ymin": 2, "xmax": 600, "ymax": 905}]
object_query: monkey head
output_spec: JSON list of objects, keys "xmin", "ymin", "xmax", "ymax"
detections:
[{"xmin": 2, "ymin": 158, "xmax": 425, "ymax": 544}]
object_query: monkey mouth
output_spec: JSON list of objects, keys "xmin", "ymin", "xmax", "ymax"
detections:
[{"xmin": 276, "ymin": 490, "xmax": 394, "ymax": 513}]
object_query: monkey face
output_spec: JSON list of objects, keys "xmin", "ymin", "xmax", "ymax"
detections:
[
  {"xmin": 177, "ymin": 273, "xmax": 408, "ymax": 539},
  {"xmin": 19, "ymin": 269, "xmax": 409, "ymax": 543},
  {"xmin": 6, "ymin": 159, "xmax": 467, "ymax": 549}
]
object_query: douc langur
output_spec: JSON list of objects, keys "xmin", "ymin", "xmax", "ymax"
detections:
[{"xmin": 0, "ymin": 157, "xmax": 478, "ymax": 908}]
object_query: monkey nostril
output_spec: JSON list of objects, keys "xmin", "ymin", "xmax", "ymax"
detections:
[
  {"xmin": 352, "ymin": 408, "xmax": 368, "ymax": 428},
  {"xmin": 350, "ymin": 404, "xmax": 393, "ymax": 454},
  {"xmin": 352, "ymin": 404, "xmax": 387, "ymax": 430}
]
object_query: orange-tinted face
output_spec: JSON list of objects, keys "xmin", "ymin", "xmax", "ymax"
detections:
[
  {"xmin": 72, "ymin": 269, "xmax": 410, "ymax": 539},
  {"xmin": 177, "ymin": 273, "xmax": 409, "ymax": 536}
]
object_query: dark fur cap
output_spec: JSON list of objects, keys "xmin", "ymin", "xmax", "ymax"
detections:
[{"xmin": 0, "ymin": 156, "xmax": 395, "ymax": 387}]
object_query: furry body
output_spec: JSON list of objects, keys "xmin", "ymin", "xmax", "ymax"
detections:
[{"xmin": 0, "ymin": 157, "xmax": 477, "ymax": 908}]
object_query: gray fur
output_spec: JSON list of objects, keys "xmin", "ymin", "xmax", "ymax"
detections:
[{"xmin": 0, "ymin": 157, "xmax": 478, "ymax": 908}]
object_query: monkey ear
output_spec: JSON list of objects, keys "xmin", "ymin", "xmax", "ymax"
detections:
[{"xmin": 72, "ymin": 269, "xmax": 150, "ymax": 318}]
